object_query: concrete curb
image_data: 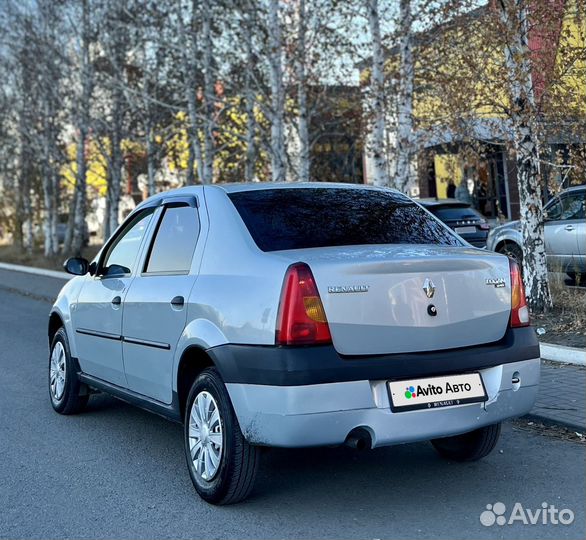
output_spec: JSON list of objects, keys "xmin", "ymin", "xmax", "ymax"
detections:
[
  {"xmin": 523, "ymin": 413, "xmax": 585, "ymax": 433},
  {"xmin": 0, "ymin": 261, "xmax": 69, "ymax": 280},
  {"xmin": 540, "ymin": 342, "xmax": 586, "ymax": 366}
]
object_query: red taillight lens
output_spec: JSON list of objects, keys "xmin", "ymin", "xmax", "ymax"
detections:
[
  {"xmin": 509, "ymin": 259, "xmax": 530, "ymax": 327},
  {"xmin": 276, "ymin": 263, "xmax": 332, "ymax": 346}
]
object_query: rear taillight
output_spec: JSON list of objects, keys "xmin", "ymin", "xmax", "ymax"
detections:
[
  {"xmin": 509, "ymin": 259, "xmax": 530, "ymax": 327},
  {"xmin": 276, "ymin": 263, "xmax": 332, "ymax": 346}
]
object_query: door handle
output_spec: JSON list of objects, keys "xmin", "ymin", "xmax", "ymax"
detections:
[
  {"xmin": 171, "ymin": 296, "xmax": 185, "ymax": 308},
  {"xmin": 565, "ymin": 225, "xmax": 575, "ymax": 231},
  {"xmin": 111, "ymin": 296, "xmax": 122, "ymax": 306}
]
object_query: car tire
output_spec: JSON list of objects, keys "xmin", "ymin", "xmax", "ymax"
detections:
[
  {"xmin": 49, "ymin": 327, "xmax": 89, "ymax": 415},
  {"xmin": 184, "ymin": 367, "xmax": 260, "ymax": 505},
  {"xmin": 431, "ymin": 422, "xmax": 501, "ymax": 462},
  {"xmin": 497, "ymin": 242, "xmax": 523, "ymax": 268}
]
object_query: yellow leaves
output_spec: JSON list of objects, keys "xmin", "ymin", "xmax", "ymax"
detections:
[
  {"xmin": 434, "ymin": 154, "xmax": 463, "ymax": 198},
  {"xmin": 60, "ymin": 139, "xmax": 107, "ymax": 195},
  {"xmin": 60, "ymin": 137, "xmax": 149, "ymax": 196},
  {"xmin": 164, "ymin": 97, "xmax": 269, "ymax": 181}
]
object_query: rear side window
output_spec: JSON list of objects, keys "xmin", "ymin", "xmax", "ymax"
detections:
[
  {"xmin": 229, "ymin": 188, "xmax": 461, "ymax": 252},
  {"xmin": 145, "ymin": 206, "xmax": 200, "ymax": 274}
]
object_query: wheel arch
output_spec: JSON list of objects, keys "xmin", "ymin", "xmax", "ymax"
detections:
[
  {"xmin": 495, "ymin": 238, "xmax": 521, "ymax": 253},
  {"xmin": 48, "ymin": 311, "xmax": 65, "ymax": 345},
  {"xmin": 176, "ymin": 345, "xmax": 216, "ymax": 420}
]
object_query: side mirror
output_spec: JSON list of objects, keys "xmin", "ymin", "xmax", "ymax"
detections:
[
  {"xmin": 63, "ymin": 257, "xmax": 89, "ymax": 276},
  {"xmin": 102, "ymin": 263, "xmax": 131, "ymax": 277}
]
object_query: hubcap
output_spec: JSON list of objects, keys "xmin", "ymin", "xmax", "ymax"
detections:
[
  {"xmin": 49, "ymin": 342, "xmax": 66, "ymax": 401},
  {"xmin": 188, "ymin": 391, "xmax": 223, "ymax": 481}
]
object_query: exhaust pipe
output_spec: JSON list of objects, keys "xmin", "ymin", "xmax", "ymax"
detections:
[{"xmin": 344, "ymin": 428, "xmax": 372, "ymax": 450}]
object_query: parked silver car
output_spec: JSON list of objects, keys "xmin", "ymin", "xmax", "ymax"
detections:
[
  {"xmin": 486, "ymin": 186, "xmax": 585, "ymax": 279},
  {"xmin": 49, "ymin": 183, "xmax": 540, "ymax": 504}
]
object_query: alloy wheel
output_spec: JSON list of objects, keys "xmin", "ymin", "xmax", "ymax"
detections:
[
  {"xmin": 49, "ymin": 341, "xmax": 66, "ymax": 401},
  {"xmin": 188, "ymin": 391, "xmax": 223, "ymax": 481}
]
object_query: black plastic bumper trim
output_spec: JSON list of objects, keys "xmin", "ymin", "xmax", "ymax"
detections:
[{"xmin": 206, "ymin": 326, "xmax": 539, "ymax": 386}]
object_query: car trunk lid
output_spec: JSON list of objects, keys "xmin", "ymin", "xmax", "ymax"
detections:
[{"xmin": 276, "ymin": 245, "xmax": 512, "ymax": 356}]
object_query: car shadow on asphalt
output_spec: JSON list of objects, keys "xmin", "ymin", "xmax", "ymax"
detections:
[{"xmin": 78, "ymin": 392, "xmax": 584, "ymax": 515}]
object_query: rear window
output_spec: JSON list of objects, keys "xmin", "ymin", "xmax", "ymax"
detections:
[
  {"xmin": 229, "ymin": 188, "xmax": 462, "ymax": 252},
  {"xmin": 429, "ymin": 206, "xmax": 483, "ymax": 221}
]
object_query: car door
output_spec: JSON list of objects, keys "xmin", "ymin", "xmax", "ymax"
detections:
[
  {"xmin": 544, "ymin": 191, "xmax": 585, "ymax": 272},
  {"xmin": 73, "ymin": 208, "xmax": 155, "ymax": 387},
  {"xmin": 570, "ymin": 191, "xmax": 586, "ymax": 272},
  {"xmin": 122, "ymin": 198, "xmax": 203, "ymax": 404}
]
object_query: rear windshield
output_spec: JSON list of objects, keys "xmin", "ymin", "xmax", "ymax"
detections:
[
  {"xmin": 429, "ymin": 206, "xmax": 483, "ymax": 221},
  {"xmin": 229, "ymin": 188, "xmax": 462, "ymax": 252}
]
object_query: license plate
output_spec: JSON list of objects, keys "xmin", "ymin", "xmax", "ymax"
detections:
[
  {"xmin": 455, "ymin": 226, "xmax": 476, "ymax": 234},
  {"xmin": 388, "ymin": 373, "xmax": 487, "ymax": 412}
]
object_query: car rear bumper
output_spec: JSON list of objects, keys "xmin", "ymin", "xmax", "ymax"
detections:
[
  {"xmin": 226, "ymin": 358, "xmax": 540, "ymax": 448},
  {"xmin": 207, "ymin": 326, "xmax": 539, "ymax": 386}
]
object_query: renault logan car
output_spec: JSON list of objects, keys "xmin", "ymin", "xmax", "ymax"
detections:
[{"xmin": 49, "ymin": 183, "xmax": 540, "ymax": 504}]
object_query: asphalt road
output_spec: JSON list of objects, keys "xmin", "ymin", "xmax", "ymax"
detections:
[{"xmin": 0, "ymin": 283, "xmax": 584, "ymax": 539}]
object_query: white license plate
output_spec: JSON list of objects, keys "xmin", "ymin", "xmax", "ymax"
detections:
[
  {"xmin": 388, "ymin": 373, "xmax": 487, "ymax": 412},
  {"xmin": 455, "ymin": 226, "xmax": 476, "ymax": 234}
]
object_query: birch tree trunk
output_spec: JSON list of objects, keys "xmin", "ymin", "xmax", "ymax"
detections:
[
  {"xmin": 243, "ymin": 7, "xmax": 257, "ymax": 183},
  {"xmin": 268, "ymin": 0, "xmax": 287, "ymax": 182},
  {"xmin": 38, "ymin": 1, "xmax": 60, "ymax": 257},
  {"xmin": 66, "ymin": 0, "xmax": 92, "ymax": 255},
  {"xmin": 180, "ymin": 1, "xmax": 204, "ymax": 185},
  {"xmin": 108, "ymin": 94, "xmax": 123, "ymax": 237},
  {"xmin": 498, "ymin": 0, "xmax": 552, "ymax": 312},
  {"xmin": 394, "ymin": 0, "xmax": 414, "ymax": 193},
  {"xmin": 146, "ymin": 119, "xmax": 157, "ymax": 196},
  {"xmin": 41, "ymin": 114, "xmax": 57, "ymax": 256},
  {"xmin": 296, "ymin": 0, "xmax": 310, "ymax": 182},
  {"xmin": 367, "ymin": 0, "xmax": 390, "ymax": 186},
  {"xmin": 201, "ymin": 1, "xmax": 214, "ymax": 184}
]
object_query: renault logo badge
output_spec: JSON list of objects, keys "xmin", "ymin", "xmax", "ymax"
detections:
[{"xmin": 423, "ymin": 278, "xmax": 436, "ymax": 299}]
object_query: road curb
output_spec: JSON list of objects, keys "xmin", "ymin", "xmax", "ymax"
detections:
[
  {"xmin": 0, "ymin": 261, "xmax": 69, "ymax": 280},
  {"xmin": 523, "ymin": 413, "xmax": 585, "ymax": 433},
  {"xmin": 539, "ymin": 342, "xmax": 586, "ymax": 366}
]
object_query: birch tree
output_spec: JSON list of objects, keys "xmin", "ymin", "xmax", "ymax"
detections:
[
  {"xmin": 367, "ymin": 0, "xmax": 390, "ymax": 185},
  {"xmin": 497, "ymin": 0, "xmax": 552, "ymax": 312},
  {"xmin": 177, "ymin": 0, "xmax": 205, "ymax": 185},
  {"xmin": 242, "ymin": 3, "xmax": 259, "ymax": 182},
  {"xmin": 36, "ymin": 0, "xmax": 64, "ymax": 256},
  {"xmin": 65, "ymin": 0, "xmax": 94, "ymax": 255},
  {"xmin": 201, "ymin": 1, "xmax": 215, "ymax": 184},
  {"xmin": 393, "ymin": 0, "xmax": 414, "ymax": 193},
  {"xmin": 99, "ymin": 0, "xmax": 131, "ymax": 238},
  {"xmin": 267, "ymin": 0, "xmax": 287, "ymax": 182},
  {"xmin": 294, "ymin": 0, "xmax": 311, "ymax": 182}
]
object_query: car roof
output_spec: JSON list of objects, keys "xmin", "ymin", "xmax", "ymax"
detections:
[
  {"xmin": 133, "ymin": 182, "xmax": 403, "ymax": 213},
  {"xmin": 209, "ymin": 182, "xmax": 399, "ymax": 194}
]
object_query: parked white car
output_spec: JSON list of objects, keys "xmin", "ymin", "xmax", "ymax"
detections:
[{"xmin": 49, "ymin": 183, "xmax": 540, "ymax": 504}]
